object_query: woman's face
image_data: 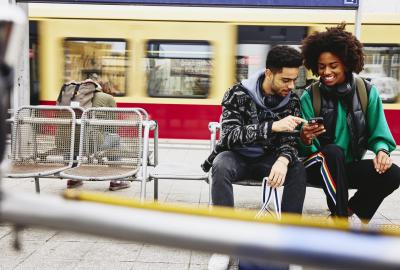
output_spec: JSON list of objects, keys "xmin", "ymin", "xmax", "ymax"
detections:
[{"xmin": 317, "ymin": 52, "xmax": 346, "ymax": 86}]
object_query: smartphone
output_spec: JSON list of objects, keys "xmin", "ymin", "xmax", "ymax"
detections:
[{"xmin": 308, "ymin": 117, "xmax": 324, "ymax": 125}]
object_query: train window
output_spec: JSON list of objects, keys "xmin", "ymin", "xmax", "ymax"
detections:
[
  {"xmin": 236, "ymin": 26, "xmax": 307, "ymax": 90},
  {"xmin": 63, "ymin": 38, "xmax": 128, "ymax": 97},
  {"xmin": 146, "ymin": 40, "xmax": 212, "ymax": 98},
  {"xmin": 360, "ymin": 46, "xmax": 400, "ymax": 103}
]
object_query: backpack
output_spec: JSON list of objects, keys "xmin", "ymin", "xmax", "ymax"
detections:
[
  {"xmin": 56, "ymin": 79, "xmax": 101, "ymax": 108},
  {"xmin": 311, "ymin": 75, "xmax": 369, "ymax": 117}
]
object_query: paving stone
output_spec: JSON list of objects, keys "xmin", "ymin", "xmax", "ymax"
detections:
[
  {"xmin": 50, "ymin": 231, "xmax": 101, "ymax": 243},
  {"xmin": 189, "ymin": 264, "xmax": 208, "ymax": 270},
  {"xmin": 83, "ymin": 242, "xmax": 142, "ymax": 261},
  {"xmin": 73, "ymin": 261, "xmax": 134, "ymax": 270},
  {"xmin": 189, "ymin": 251, "xmax": 212, "ymax": 265},
  {"xmin": 14, "ymin": 259, "xmax": 78, "ymax": 270},
  {"xmin": 19, "ymin": 227, "xmax": 57, "ymax": 242},
  {"xmin": 27, "ymin": 241, "xmax": 95, "ymax": 261},
  {"xmin": 391, "ymin": 219, "xmax": 400, "ymax": 224},
  {"xmin": 0, "ymin": 259, "xmax": 19, "ymax": 270},
  {"xmin": 0, "ymin": 237, "xmax": 43, "ymax": 261},
  {"xmin": 0, "ymin": 226, "xmax": 12, "ymax": 239},
  {"xmin": 132, "ymin": 262, "xmax": 188, "ymax": 270},
  {"xmin": 136, "ymin": 245, "xmax": 191, "ymax": 264}
]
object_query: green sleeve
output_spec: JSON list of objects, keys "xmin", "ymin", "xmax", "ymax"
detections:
[
  {"xmin": 367, "ymin": 86, "xmax": 396, "ymax": 154},
  {"xmin": 298, "ymin": 91, "xmax": 320, "ymax": 157}
]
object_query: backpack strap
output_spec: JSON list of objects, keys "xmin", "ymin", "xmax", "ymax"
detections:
[
  {"xmin": 311, "ymin": 82, "xmax": 321, "ymax": 117},
  {"xmin": 355, "ymin": 76, "xmax": 368, "ymax": 116},
  {"xmin": 71, "ymin": 83, "xmax": 80, "ymax": 100},
  {"xmin": 56, "ymin": 84, "xmax": 68, "ymax": 103}
]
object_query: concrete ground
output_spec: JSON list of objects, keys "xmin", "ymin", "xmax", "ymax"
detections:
[{"xmin": 0, "ymin": 142, "xmax": 400, "ymax": 270}]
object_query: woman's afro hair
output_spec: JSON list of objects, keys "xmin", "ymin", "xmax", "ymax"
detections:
[{"xmin": 301, "ymin": 23, "xmax": 364, "ymax": 75}]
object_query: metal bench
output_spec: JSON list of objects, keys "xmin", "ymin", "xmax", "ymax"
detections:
[
  {"xmin": 60, "ymin": 107, "xmax": 157, "ymax": 201},
  {"xmin": 6, "ymin": 106, "xmax": 77, "ymax": 193}
]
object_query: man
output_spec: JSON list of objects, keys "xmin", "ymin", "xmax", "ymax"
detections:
[
  {"xmin": 66, "ymin": 77, "xmax": 131, "ymax": 191},
  {"xmin": 202, "ymin": 45, "xmax": 307, "ymax": 270},
  {"xmin": 202, "ymin": 45, "xmax": 306, "ymax": 211}
]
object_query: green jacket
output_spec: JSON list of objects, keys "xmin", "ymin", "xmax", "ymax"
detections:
[{"xmin": 298, "ymin": 86, "xmax": 396, "ymax": 163}]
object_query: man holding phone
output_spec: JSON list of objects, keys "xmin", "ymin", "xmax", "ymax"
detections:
[
  {"xmin": 202, "ymin": 45, "xmax": 307, "ymax": 269},
  {"xmin": 201, "ymin": 45, "xmax": 307, "ymax": 213}
]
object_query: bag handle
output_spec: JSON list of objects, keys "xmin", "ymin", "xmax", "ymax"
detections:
[{"xmin": 255, "ymin": 177, "xmax": 282, "ymax": 220}]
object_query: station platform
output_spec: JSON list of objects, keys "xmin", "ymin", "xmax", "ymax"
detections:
[{"xmin": 0, "ymin": 144, "xmax": 400, "ymax": 270}]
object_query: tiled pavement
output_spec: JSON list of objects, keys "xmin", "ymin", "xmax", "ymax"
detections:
[{"xmin": 0, "ymin": 141, "xmax": 399, "ymax": 270}]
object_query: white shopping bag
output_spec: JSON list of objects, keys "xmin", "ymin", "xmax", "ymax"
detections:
[{"xmin": 255, "ymin": 177, "xmax": 282, "ymax": 220}]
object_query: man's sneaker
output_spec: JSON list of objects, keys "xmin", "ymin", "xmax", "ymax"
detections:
[
  {"xmin": 208, "ymin": 253, "xmax": 230, "ymax": 270},
  {"xmin": 67, "ymin": 180, "xmax": 83, "ymax": 188},
  {"xmin": 109, "ymin": 180, "xmax": 131, "ymax": 191}
]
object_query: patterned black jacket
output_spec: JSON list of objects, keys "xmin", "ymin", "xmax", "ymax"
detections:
[{"xmin": 201, "ymin": 83, "xmax": 302, "ymax": 172}]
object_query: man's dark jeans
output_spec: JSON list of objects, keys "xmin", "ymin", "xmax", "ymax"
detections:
[{"xmin": 211, "ymin": 151, "xmax": 306, "ymax": 214}]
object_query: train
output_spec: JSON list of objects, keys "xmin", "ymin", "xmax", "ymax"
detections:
[{"xmin": 28, "ymin": 2, "xmax": 400, "ymax": 141}]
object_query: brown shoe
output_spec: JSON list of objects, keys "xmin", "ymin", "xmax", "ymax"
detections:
[
  {"xmin": 67, "ymin": 180, "xmax": 83, "ymax": 188},
  {"xmin": 109, "ymin": 180, "xmax": 131, "ymax": 191}
]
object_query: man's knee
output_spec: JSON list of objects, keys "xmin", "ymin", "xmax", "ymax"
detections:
[{"xmin": 212, "ymin": 151, "xmax": 239, "ymax": 181}]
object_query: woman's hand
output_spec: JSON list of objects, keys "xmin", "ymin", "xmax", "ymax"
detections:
[
  {"xmin": 300, "ymin": 122, "xmax": 326, "ymax": 145},
  {"xmin": 268, "ymin": 157, "xmax": 289, "ymax": 188},
  {"xmin": 272, "ymin": 115, "xmax": 307, "ymax": 133},
  {"xmin": 373, "ymin": 150, "xmax": 393, "ymax": 174}
]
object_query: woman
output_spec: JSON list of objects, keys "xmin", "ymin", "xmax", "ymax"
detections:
[{"xmin": 299, "ymin": 23, "xmax": 400, "ymax": 223}]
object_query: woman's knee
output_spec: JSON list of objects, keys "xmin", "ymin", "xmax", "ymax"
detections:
[
  {"xmin": 382, "ymin": 164, "xmax": 400, "ymax": 191},
  {"xmin": 287, "ymin": 160, "xmax": 307, "ymax": 186},
  {"xmin": 321, "ymin": 144, "xmax": 345, "ymax": 159}
]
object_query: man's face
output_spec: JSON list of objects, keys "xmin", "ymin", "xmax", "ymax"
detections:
[{"xmin": 266, "ymin": 67, "xmax": 299, "ymax": 97}]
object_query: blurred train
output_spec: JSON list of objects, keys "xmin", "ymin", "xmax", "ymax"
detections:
[{"xmin": 28, "ymin": 2, "xmax": 400, "ymax": 142}]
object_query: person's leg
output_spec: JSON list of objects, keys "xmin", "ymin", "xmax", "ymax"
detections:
[
  {"xmin": 248, "ymin": 155, "xmax": 306, "ymax": 214},
  {"xmin": 281, "ymin": 160, "xmax": 307, "ymax": 214},
  {"xmin": 211, "ymin": 151, "xmax": 247, "ymax": 207},
  {"xmin": 347, "ymin": 161, "xmax": 400, "ymax": 221},
  {"xmin": 304, "ymin": 144, "xmax": 349, "ymax": 217},
  {"xmin": 209, "ymin": 151, "xmax": 247, "ymax": 269}
]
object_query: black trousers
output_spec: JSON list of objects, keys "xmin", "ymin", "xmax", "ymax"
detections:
[
  {"xmin": 211, "ymin": 151, "xmax": 307, "ymax": 214},
  {"xmin": 305, "ymin": 144, "xmax": 400, "ymax": 221}
]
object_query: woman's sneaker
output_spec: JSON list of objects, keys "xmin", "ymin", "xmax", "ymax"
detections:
[
  {"xmin": 67, "ymin": 180, "xmax": 83, "ymax": 188},
  {"xmin": 109, "ymin": 180, "xmax": 131, "ymax": 191}
]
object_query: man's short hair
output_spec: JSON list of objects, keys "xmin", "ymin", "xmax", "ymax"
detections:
[{"xmin": 265, "ymin": 45, "xmax": 303, "ymax": 73}]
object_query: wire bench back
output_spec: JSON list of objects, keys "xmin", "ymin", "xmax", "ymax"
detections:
[
  {"xmin": 8, "ymin": 106, "xmax": 76, "ymax": 177},
  {"xmin": 60, "ymin": 107, "xmax": 143, "ymax": 181}
]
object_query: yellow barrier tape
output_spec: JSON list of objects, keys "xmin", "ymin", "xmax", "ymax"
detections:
[{"xmin": 63, "ymin": 190, "xmax": 400, "ymax": 236}]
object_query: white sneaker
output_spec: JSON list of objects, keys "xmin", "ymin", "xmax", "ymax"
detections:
[
  {"xmin": 348, "ymin": 214, "xmax": 371, "ymax": 229},
  {"xmin": 208, "ymin": 253, "xmax": 230, "ymax": 270}
]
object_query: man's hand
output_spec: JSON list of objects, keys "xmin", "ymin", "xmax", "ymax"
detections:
[
  {"xmin": 272, "ymin": 116, "xmax": 306, "ymax": 133},
  {"xmin": 267, "ymin": 157, "xmax": 289, "ymax": 188},
  {"xmin": 373, "ymin": 150, "xmax": 392, "ymax": 174},
  {"xmin": 300, "ymin": 122, "xmax": 326, "ymax": 145}
]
